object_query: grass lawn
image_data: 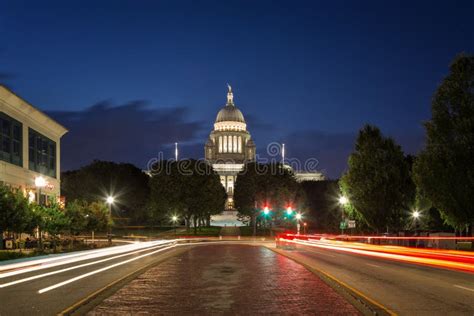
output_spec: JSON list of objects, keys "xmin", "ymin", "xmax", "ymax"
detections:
[
  {"xmin": 175, "ymin": 226, "xmax": 221, "ymax": 237},
  {"xmin": 239, "ymin": 226, "xmax": 272, "ymax": 236}
]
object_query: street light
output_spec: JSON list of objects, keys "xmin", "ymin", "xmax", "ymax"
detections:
[
  {"xmin": 105, "ymin": 196, "xmax": 115, "ymax": 243},
  {"xmin": 171, "ymin": 215, "xmax": 179, "ymax": 236},
  {"xmin": 35, "ymin": 176, "xmax": 47, "ymax": 205},
  {"xmin": 286, "ymin": 207, "xmax": 293, "ymax": 216},
  {"xmin": 295, "ymin": 213, "xmax": 302, "ymax": 235},
  {"xmin": 412, "ymin": 210, "xmax": 421, "ymax": 238},
  {"xmin": 303, "ymin": 222, "xmax": 307, "ymax": 235},
  {"xmin": 338, "ymin": 195, "xmax": 348, "ymax": 206},
  {"xmin": 338, "ymin": 195, "xmax": 349, "ymax": 235}
]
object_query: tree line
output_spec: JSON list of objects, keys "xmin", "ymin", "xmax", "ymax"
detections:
[
  {"xmin": 61, "ymin": 159, "xmax": 226, "ymax": 234},
  {"xmin": 340, "ymin": 54, "xmax": 474, "ymax": 235}
]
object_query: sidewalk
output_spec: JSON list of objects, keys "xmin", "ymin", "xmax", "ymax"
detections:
[{"xmin": 88, "ymin": 244, "xmax": 360, "ymax": 315}]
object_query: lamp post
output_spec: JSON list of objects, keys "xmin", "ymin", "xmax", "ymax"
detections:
[
  {"xmin": 106, "ymin": 196, "xmax": 115, "ymax": 243},
  {"xmin": 303, "ymin": 222, "xmax": 307, "ymax": 235},
  {"xmin": 412, "ymin": 210, "xmax": 420, "ymax": 235},
  {"xmin": 34, "ymin": 176, "xmax": 47, "ymax": 205},
  {"xmin": 34, "ymin": 176, "xmax": 47, "ymax": 250},
  {"xmin": 295, "ymin": 213, "xmax": 302, "ymax": 235},
  {"xmin": 338, "ymin": 195, "xmax": 349, "ymax": 235},
  {"xmin": 171, "ymin": 215, "xmax": 178, "ymax": 236}
]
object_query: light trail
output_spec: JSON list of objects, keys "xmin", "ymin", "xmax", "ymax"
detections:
[
  {"xmin": 0, "ymin": 241, "xmax": 176, "ymax": 288},
  {"xmin": 0, "ymin": 240, "xmax": 175, "ymax": 278},
  {"xmin": 38, "ymin": 244, "xmax": 177, "ymax": 294},
  {"xmin": 281, "ymin": 238, "xmax": 474, "ymax": 273}
]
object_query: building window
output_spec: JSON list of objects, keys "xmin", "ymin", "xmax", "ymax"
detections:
[
  {"xmin": 223, "ymin": 135, "xmax": 227, "ymax": 153},
  {"xmin": 29, "ymin": 128, "xmax": 56, "ymax": 178},
  {"xmin": 0, "ymin": 112, "xmax": 22, "ymax": 167},
  {"xmin": 233, "ymin": 136, "xmax": 237, "ymax": 153},
  {"xmin": 238, "ymin": 136, "xmax": 242, "ymax": 153},
  {"xmin": 229, "ymin": 135, "xmax": 233, "ymax": 152},
  {"xmin": 219, "ymin": 136, "xmax": 222, "ymax": 153}
]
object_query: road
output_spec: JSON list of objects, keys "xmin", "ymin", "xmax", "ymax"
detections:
[
  {"xmin": 0, "ymin": 240, "xmax": 186, "ymax": 315},
  {"xmin": 281, "ymin": 239, "xmax": 474, "ymax": 315}
]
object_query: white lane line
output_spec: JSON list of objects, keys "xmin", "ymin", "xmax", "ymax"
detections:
[
  {"xmin": 366, "ymin": 263, "xmax": 381, "ymax": 268},
  {"xmin": 0, "ymin": 242, "xmax": 175, "ymax": 288},
  {"xmin": 453, "ymin": 285, "xmax": 474, "ymax": 293},
  {"xmin": 38, "ymin": 244, "xmax": 176, "ymax": 294}
]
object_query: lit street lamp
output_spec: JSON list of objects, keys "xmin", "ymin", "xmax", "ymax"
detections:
[
  {"xmin": 295, "ymin": 213, "xmax": 302, "ymax": 235},
  {"xmin": 338, "ymin": 195, "xmax": 349, "ymax": 235},
  {"xmin": 286, "ymin": 207, "xmax": 293, "ymax": 216},
  {"xmin": 171, "ymin": 215, "xmax": 179, "ymax": 236},
  {"xmin": 412, "ymin": 210, "xmax": 421, "ymax": 236},
  {"xmin": 106, "ymin": 196, "xmax": 115, "ymax": 243},
  {"xmin": 35, "ymin": 176, "xmax": 47, "ymax": 205}
]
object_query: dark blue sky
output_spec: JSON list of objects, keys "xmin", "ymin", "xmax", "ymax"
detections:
[{"xmin": 1, "ymin": 0, "xmax": 473, "ymax": 178}]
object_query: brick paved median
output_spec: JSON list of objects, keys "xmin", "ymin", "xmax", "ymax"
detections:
[{"xmin": 88, "ymin": 245, "xmax": 360, "ymax": 315}]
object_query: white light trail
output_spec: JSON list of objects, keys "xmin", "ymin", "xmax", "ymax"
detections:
[
  {"xmin": 0, "ymin": 240, "xmax": 174, "ymax": 278},
  {"xmin": 0, "ymin": 242, "xmax": 175, "ymax": 288},
  {"xmin": 38, "ymin": 244, "xmax": 177, "ymax": 294}
]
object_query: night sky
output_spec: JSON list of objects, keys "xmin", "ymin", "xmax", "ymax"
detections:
[{"xmin": 1, "ymin": 1, "xmax": 473, "ymax": 178}]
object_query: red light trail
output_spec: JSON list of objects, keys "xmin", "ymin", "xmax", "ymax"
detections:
[{"xmin": 279, "ymin": 234, "xmax": 474, "ymax": 273}]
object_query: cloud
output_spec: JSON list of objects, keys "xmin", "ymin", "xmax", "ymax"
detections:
[{"xmin": 47, "ymin": 100, "xmax": 206, "ymax": 170}]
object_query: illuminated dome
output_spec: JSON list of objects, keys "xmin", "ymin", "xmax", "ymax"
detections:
[
  {"xmin": 215, "ymin": 84, "xmax": 246, "ymax": 123},
  {"xmin": 215, "ymin": 105, "xmax": 245, "ymax": 123}
]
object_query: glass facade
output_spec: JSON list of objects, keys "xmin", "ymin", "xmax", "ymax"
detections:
[
  {"xmin": 0, "ymin": 112, "xmax": 23, "ymax": 166},
  {"xmin": 29, "ymin": 128, "xmax": 56, "ymax": 178}
]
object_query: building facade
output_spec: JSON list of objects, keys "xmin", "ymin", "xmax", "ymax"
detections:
[
  {"xmin": 205, "ymin": 85, "xmax": 255, "ymax": 214},
  {"xmin": 0, "ymin": 85, "xmax": 68, "ymax": 203}
]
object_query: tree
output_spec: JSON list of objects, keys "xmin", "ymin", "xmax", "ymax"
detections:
[
  {"xmin": 300, "ymin": 180, "xmax": 346, "ymax": 233},
  {"xmin": 34, "ymin": 202, "xmax": 70, "ymax": 250},
  {"xmin": 0, "ymin": 184, "xmax": 33, "ymax": 249},
  {"xmin": 65, "ymin": 200, "xmax": 111, "ymax": 235},
  {"xmin": 413, "ymin": 54, "xmax": 474, "ymax": 234},
  {"xmin": 61, "ymin": 160, "xmax": 150, "ymax": 224},
  {"xmin": 340, "ymin": 125, "xmax": 415, "ymax": 233},
  {"xmin": 148, "ymin": 160, "xmax": 226, "ymax": 233}
]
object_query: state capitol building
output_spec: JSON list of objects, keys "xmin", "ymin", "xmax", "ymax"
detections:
[{"xmin": 205, "ymin": 86, "xmax": 323, "ymax": 224}]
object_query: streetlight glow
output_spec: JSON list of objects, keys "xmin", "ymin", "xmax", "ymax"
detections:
[
  {"xmin": 35, "ymin": 176, "xmax": 47, "ymax": 188},
  {"xmin": 171, "ymin": 215, "xmax": 178, "ymax": 222},
  {"xmin": 106, "ymin": 196, "xmax": 115, "ymax": 204},
  {"xmin": 413, "ymin": 210, "xmax": 420, "ymax": 219},
  {"xmin": 295, "ymin": 213, "xmax": 302, "ymax": 220},
  {"xmin": 338, "ymin": 196, "xmax": 348, "ymax": 205},
  {"xmin": 286, "ymin": 207, "xmax": 293, "ymax": 215}
]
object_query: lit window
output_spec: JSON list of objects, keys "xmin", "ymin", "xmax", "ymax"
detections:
[
  {"xmin": 219, "ymin": 136, "xmax": 222, "ymax": 153},
  {"xmin": 224, "ymin": 135, "xmax": 227, "ymax": 153},
  {"xmin": 238, "ymin": 136, "xmax": 242, "ymax": 153}
]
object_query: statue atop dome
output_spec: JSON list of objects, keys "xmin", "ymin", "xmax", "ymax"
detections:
[{"xmin": 227, "ymin": 83, "xmax": 234, "ymax": 105}]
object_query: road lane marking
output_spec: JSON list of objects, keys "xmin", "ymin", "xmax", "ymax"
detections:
[
  {"xmin": 366, "ymin": 263, "xmax": 381, "ymax": 268},
  {"xmin": 38, "ymin": 245, "xmax": 176, "ymax": 294},
  {"xmin": 0, "ymin": 242, "xmax": 175, "ymax": 288},
  {"xmin": 453, "ymin": 285, "xmax": 474, "ymax": 292}
]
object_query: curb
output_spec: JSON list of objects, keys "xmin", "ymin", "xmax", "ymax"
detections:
[{"xmin": 58, "ymin": 246, "xmax": 192, "ymax": 316}]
